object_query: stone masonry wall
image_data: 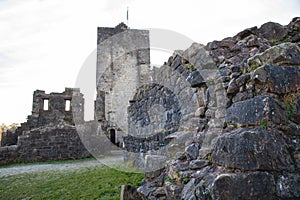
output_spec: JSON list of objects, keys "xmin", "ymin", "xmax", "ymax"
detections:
[
  {"xmin": 134, "ymin": 17, "xmax": 300, "ymax": 200},
  {"xmin": 0, "ymin": 126, "xmax": 90, "ymax": 165},
  {"xmin": 1, "ymin": 88, "xmax": 84, "ymax": 147},
  {"xmin": 96, "ymin": 23, "xmax": 153, "ymax": 145},
  {"xmin": 17, "ymin": 125, "xmax": 90, "ymax": 163},
  {"xmin": 123, "ymin": 46, "xmax": 218, "ymax": 169},
  {"xmin": 0, "ymin": 88, "xmax": 91, "ymax": 166}
]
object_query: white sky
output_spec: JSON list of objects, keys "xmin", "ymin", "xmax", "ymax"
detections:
[{"xmin": 0, "ymin": 0, "xmax": 299, "ymax": 124}]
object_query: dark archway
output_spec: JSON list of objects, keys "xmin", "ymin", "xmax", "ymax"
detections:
[{"xmin": 110, "ymin": 129, "xmax": 116, "ymax": 145}]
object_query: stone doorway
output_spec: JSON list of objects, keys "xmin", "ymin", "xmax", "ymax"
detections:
[{"xmin": 109, "ymin": 129, "xmax": 116, "ymax": 145}]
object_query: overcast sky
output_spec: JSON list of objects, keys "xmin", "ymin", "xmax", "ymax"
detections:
[{"xmin": 0, "ymin": 0, "xmax": 299, "ymax": 125}]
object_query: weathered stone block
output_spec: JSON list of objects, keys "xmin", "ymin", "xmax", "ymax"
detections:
[
  {"xmin": 225, "ymin": 95, "xmax": 288, "ymax": 126},
  {"xmin": 0, "ymin": 145, "xmax": 18, "ymax": 165},
  {"xmin": 275, "ymin": 173, "xmax": 300, "ymax": 199},
  {"xmin": 164, "ymin": 182, "xmax": 183, "ymax": 200},
  {"xmin": 167, "ymin": 160, "xmax": 189, "ymax": 178},
  {"xmin": 185, "ymin": 143, "xmax": 200, "ymax": 160},
  {"xmin": 186, "ymin": 70, "xmax": 205, "ymax": 88},
  {"xmin": 137, "ymin": 185, "xmax": 155, "ymax": 199},
  {"xmin": 252, "ymin": 64, "xmax": 300, "ymax": 94},
  {"xmin": 145, "ymin": 155, "xmax": 166, "ymax": 174},
  {"xmin": 247, "ymin": 42, "xmax": 300, "ymax": 68},
  {"xmin": 212, "ymin": 172, "xmax": 275, "ymax": 200},
  {"xmin": 189, "ymin": 159, "xmax": 209, "ymax": 170},
  {"xmin": 165, "ymin": 132, "xmax": 194, "ymax": 158},
  {"xmin": 258, "ymin": 21, "xmax": 288, "ymax": 40},
  {"xmin": 212, "ymin": 128, "xmax": 294, "ymax": 171},
  {"xmin": 120, "ymin": 185, "xmax": 142, "ymax": 200}
]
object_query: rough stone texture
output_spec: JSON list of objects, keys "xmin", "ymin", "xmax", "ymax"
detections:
[
  {"xmin": 189, "ymin": 159, "xmax": 208, "ymax": 170},
  {"xmin": 120, "ymin": 185, "xmax": 142, "ymax": 200},
  {"xmin": 165, "ymin": 132, "xmax": 194, "ymax": 158},
  {"xmin": 0, "ymin": 131, "xmax": 18, "ymax": 146},
  {"xmin": 0, "ymin": 145, "xmax": 18, "ymax": 165},
  {"xmin": 225, "ymin": 95, "xmax": 288, "ymax": 126},
  {"xmin": 145, "ymin": 155, "xmax": 166, "ymax": 174},
  {"xmin": 258, "ymin": 21, "xmax": 288, "ymax": 41},
  {"xmin": 211, "ymin": 128, "xmax": 294, "ymax": 171},
  {"xmin": 275, "ymin": 173, "xmax": 300, "ymax": 199},
  {"xmin": 124, "ymin": 54, "xmax": 201, "ymax": 169},
  {"xmin": 135, "ymin": 18, "xmax": 300, "ymax": 200},
  {"xmin": 185, "ymin": 143, "xmax": 200, "ymax": 160},
  {"xmin": 166, "ymin": 160, "xmax": 190, "ymax": 180},
  {"xmin": 251, "ymin": 64, "xmax": 300, "ymax": 94},
  {"xmin": 17, "ymin": 125, "xmax": 90, "ymax": 163},
  {"xmin": 247, "ymin": 42, "xmax": 300, "ymax": 68},
  {"xmin": 164, "ymin": 182, "xmax": 183, "ymax": 200},
  {"xmin": 212, "ymin": 172, "xmax": 276, "ymax": 200}
]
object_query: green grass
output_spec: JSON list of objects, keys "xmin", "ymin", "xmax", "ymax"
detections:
[
  {"xmin": 0, "ymin": 165, "xmax": 144, "ymax": 200},
  {"xmin": 258, "ymin": 120, "xmax": 268, "ymax": 129}
]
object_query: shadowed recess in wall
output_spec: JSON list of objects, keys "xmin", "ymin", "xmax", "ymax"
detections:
[{"xmin": 124, "ymin": 83, "xmax": 181, "ymax": 153}]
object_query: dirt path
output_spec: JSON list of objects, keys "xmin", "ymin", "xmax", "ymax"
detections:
[{"xmin": 0, "ymin": 155, "xmax": 124, "ymax": 177}]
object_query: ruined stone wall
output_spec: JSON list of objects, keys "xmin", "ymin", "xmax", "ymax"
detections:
[
  {"xmin": 0, "ymin": 145, "xmax": 18, "ymax": 165},
  {"xmin": 1, "ymin": 131, "xmax": 18, "ymax": 146},
  {"xmin": 1, "ymin": 122, "xmax": 28, "ymax": 147},
  {"xmin": 30, "ymin": 88, "xmax": 84, "ymax": 127},
  {"xmin": 95, "ymin": 23, "xmax": 152, "ymax": 145},
  {"xmin": 17, "ymin": 125, "xmax": 90, "ymax": 163},
  {"xmin": 135, "ymin": 17, "xmax": 300, "ymax": 200},
  {"xmin": 1, "ymin": 88, "xmax": 84, "ymax": 147},
  {"xmin": 0, "ymin": 126, "xmax": 91, "ymax": 165},
  {"xmin": 123, "ymin": 43, "xmax": 226, "ymax": 169},
  {"xmin": 0, "ymin": 88, "xmax": 90, "ymax": 166}
]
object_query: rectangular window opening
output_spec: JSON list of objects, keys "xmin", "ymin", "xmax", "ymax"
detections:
[
  {"xmin": 43, "ymin": 99, "xmax": 49, "ymax": 111},
  {"xmin": 65, "ymin": 100, "xmax": 71, "ymax": 111}
]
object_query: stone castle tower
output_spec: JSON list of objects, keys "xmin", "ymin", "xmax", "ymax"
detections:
[{"xmin": 95, "ymin": 23, "xmax": 153, "ymax": 145}]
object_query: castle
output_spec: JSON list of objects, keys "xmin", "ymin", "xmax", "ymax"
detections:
[
  {"xmin": 1, "ymin": 18, "xmax": 300, "ymax": 199},
  {"xmin": 0, "ymin": 22, "xmax": 159, "ymax": 165},
  {"xmin": 95, "ymin": 22, "xmax": 153, "ymax": 147}
]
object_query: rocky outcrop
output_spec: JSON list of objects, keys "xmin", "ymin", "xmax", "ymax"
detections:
[{"xmin": 135, "ymin": 17, "xmax": 300, "ymax": 200}]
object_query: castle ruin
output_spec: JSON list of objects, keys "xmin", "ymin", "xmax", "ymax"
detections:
[
  {"xmin": 95, "ymin": 22, "xmax": 153, "ymax": 146},
  {"xmin": 0, "ymin": 23, "xmax": 157, "ymax": 165},
  {"xmin": 1, "ymin": 18, "xmax": 300, "ymax": 199},
  {"xmin": 0, "ymin": 88, "xmax": 89, "ymax": 165}
]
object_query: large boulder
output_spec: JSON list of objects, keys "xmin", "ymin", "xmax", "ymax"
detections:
[{"xmin": 258, "ymin": 21, "xmax": 288, "ymax": 41}]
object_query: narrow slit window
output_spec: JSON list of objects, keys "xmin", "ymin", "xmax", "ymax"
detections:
[
  {"xmin": 43, "ymin": 99, "xmax": 49, "ymax": 111},
  {"xmin": 65, "ymin": 100, "xmax": 71, "ymax": 111}
]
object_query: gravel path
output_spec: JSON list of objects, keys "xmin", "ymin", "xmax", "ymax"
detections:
[{"xmin": 0, "ymin": 155, "xmax": 124, "ymax": 177}]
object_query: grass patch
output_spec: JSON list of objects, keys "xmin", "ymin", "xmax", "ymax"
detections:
[
  {"xmin": 258, "ymin": 120, "xmax": 268, "ymax": 129},
  {"xmin": 0, "ymin": 164, "xmax": 143, "ymax": 200},
  {"xmin": 248, "ymin": 62, "xmax": 260, "ymax": 72},
  {"xmin": 189, "ymin": 64, "xmax": 195, "ymax": 71}
]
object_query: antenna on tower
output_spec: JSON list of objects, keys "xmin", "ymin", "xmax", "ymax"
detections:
[{"xmin": 126, "ymin": 7, "xmax": 129, "ymax": 27}]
